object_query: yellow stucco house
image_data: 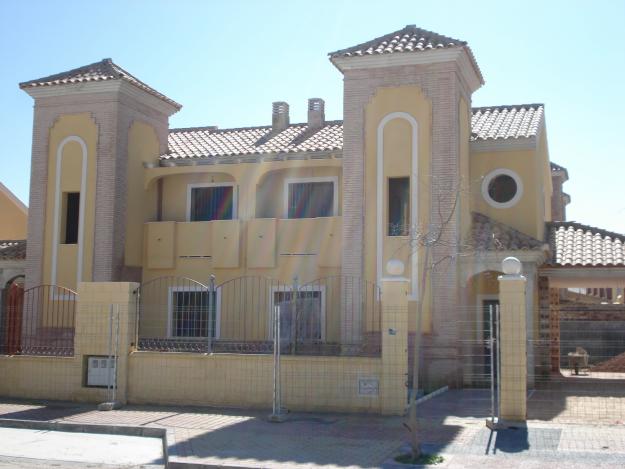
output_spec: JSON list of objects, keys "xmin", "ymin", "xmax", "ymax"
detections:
[
  {"xmin": 0, "ymin": 182, "xmax": 27, "ymax": 240},
  {"xmin": 11, "ymin": 25, "xmax": 625, "ymax": 391},
  {"xmin": 0, "ymin": 182, "xmax": 27, "ymax": 292}
]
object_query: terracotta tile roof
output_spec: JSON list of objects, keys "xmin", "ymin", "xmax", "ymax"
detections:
[
  {"xmin": 163, "ymin": 103, "xmax": 544, "ymax": 161},
  {"xmin": 19, "ymin": 59, "xmax": 181, "ymax": 109},
  {"xmin": 468, "ymin": 212, "xmax": 544, "ymax": 251},
  {"xmin": 0, "ymin": 240, "xmax": 26, "ymax": 260},
  {"xmin": 328, "ymin": 25, "xmax": 466, "ymax": 58},
  {"xmin": 470, "ymin": 104, "xmax": 544, "ymax": 141},
  {"xmin": 163, "ymin": 121, "xmax": 343, "ymax": 161},
  {"xmin": 547, "ymin": 222, "xmax": 625, "ymax": 267}
]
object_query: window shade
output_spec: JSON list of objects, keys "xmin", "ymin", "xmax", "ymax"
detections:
[
  {"xmin": 288, "ymin": 181, "xmax": 334, "ymax": 219},
  {"xmin": 190, "ymin": 186, "xmax": 234, "ymax": 221}
]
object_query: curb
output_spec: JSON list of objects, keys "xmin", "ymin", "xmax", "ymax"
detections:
[
  {"xmin": 167, "ymin": 463, "xmax": 265, "ymax": 469},
  {"xmin": 416, "ymin": 386, "xmax": 449, "ymax": 405},
  {"xmin": 0, "ymin": 418, "xmax": 255, "ymax": 469},
  {"xmin": 0, "ymin": 418, "xmax": 170, "ymax": 468}
]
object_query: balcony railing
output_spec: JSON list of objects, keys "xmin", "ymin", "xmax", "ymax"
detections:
[{"xmin": 144, "ymin": 217, "xmax": 342, "ymax": 269}]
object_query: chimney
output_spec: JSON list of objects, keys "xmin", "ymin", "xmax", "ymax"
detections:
[
  {"xmin": 307, "ymin": 98, "xmax": 325, "ymax": 129},
  {"xmin": 272, "ymin": 101, "xmax": 289, "ymax": 132}
]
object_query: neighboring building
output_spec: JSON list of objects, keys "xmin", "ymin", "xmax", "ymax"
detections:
[
  {"xmin": 0, "ymin": 182, "xmax": 27, "ymax": 308},
  {"xmin": 16, "ymin": 25, "xmax": 625, "ymax": 387},
  {"xmin": 0, "ymin": 182, "xmax": 27, "ymax": 240}
]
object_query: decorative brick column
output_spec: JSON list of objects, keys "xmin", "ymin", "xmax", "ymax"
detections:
[
  {"xmin": 24, "ymin": 109, "xmax": 56, "ymax": 290},
  {"xmin": 337, "ymin": 57, "xmax": 481, "ymax": 388},
  {"xmin": 498, "ymin": 257, "xmax": 527, "ymax": 423},
  {"xmin": 549, "ymin": 287, "xmax": 560, "ymax": 372}
]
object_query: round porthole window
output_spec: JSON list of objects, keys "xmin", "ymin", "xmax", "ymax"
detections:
[{"xmin": 481, "ymin": 169, "xmax": 523, "ymax": 209}]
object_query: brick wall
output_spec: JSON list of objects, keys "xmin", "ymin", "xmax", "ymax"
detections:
[
  {"xmin": 340, "ymin": 61, "xmax": 473, "ymax": 387},
  {"xmin": 551, "ymin": 172, "xmax": 567, "ymax": 221}
]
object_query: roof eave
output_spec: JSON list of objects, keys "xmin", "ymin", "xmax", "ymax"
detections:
[
  {"xmin": 540, "ymin": 266, "xmax": 625, "ymax": 288},
  {"xmin": 460, "ymin": 248, "xmax": 548, "ymax": 266},
  {"xmin": 20, "ymin": 80, "xmax": 181, "ymax": 116},
  {"xmin": 470, "ymin": 136, "xmax": 537, "ymax": 153},
  {"xmin": 462, "ymin": 45, "xmax": 484, "ymax": 86},
  {"xmin": 330, "ymin": 47, "xmax": 482, "ymax": 93},
  {"xmin": 0, "ymin": 182, "xmax": 28, "ymax": 214},
  {"xmin": 157, "ymin": 149, "xmax": 343, "ymax": 167}
]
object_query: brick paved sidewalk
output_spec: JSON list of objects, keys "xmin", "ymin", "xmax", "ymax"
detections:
[
  {"xmin": 0, "ymin": 400, "xmax": 409, "ymax": 468},
  {"xmin": 3, "ymin": 397, "xmax": 625, "ymax": 468}
]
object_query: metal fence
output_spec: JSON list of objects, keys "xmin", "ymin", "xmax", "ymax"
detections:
[
  {"xmin": 135, "ymin": 275, "xmax": 382, "ymax": 356},
  {"xmin": 528, "ymin": 306, "xmax": 625, "ymax": 424},
  {"xmin": 457, "ymin": 304, "xmax": 499, "ymax": 422},
  {"xmin": 0, "ymin": 284, "xmax": 76, "ymax": 356}
]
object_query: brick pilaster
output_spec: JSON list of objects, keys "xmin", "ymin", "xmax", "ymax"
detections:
[{"xmin": 340, "ymin": 62, "xmax": 471, "ymax": 387}]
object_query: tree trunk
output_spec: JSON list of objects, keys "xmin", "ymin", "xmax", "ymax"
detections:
[{"xmin": 406, "ymin": 245, "xmax": 430, "ymax": 459}]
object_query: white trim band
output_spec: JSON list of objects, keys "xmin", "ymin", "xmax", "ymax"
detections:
[{"xmin": 376, "ymin": 112, "xmax": 418, "ymax": 297}]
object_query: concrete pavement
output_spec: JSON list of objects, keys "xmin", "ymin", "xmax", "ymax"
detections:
[{"xmin": 0, "ymin": 426, "xmax": 164, "ymax": 468}]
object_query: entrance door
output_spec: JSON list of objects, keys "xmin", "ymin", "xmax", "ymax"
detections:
[
  {"xmin": 482, "ymin": 299, "xmax": 499, "ymax": 377},
  {"xmin": 3, "ymin": 278, "xmax": 24, "ymax": 354}
]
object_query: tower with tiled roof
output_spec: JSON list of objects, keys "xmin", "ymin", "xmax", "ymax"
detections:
[
  {"xmin": 20, "ymin": 58, "xmax": 180, "ymax": 289},
  {"xmin": 329, "ymin": 25, "xmax": 484, "ymax": 385}
]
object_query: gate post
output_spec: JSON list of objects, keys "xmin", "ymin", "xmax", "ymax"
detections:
[
  {"xmin": 75, "ymin": 282, "xmax": 139, "ymax": 406},
  {"xmin": 497, "ymin": 257, "xmax": 527, "ymax": 424},
  {"xmin": 380, "ymin": 278, "xmax": 409, "ymax": 415}
]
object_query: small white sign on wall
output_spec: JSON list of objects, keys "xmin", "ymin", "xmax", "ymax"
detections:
[{"xmin": 358, "ymin": 377, "xmax": 380, "ymax": 397}]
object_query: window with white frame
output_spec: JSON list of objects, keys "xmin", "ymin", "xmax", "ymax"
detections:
[
  {"xmin": 284, "ymin": 177, "xmax": 337, "ymax": 219},
  {"xmin": 481, "ymin": 169, "xmax": 523, "ymax": 209},
  {"xmin": 170, "ymin": 289, "xmax": 218, "ymax": 338},
  {"xmin": 187, "ymin": 183, "xmax": 235, "ymax": 221},
  {"xmin": 272, "ymin": 288, "xmax": 324, "ymax": 341}
]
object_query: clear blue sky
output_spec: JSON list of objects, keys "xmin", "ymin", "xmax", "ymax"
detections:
[{"xmin": 1, "ymin": 0, "xmax": 624, "ymax": 233}]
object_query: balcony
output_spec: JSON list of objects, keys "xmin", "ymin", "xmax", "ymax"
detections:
[{"xmin": 143, "ymin": 217, "xmax": 341, "ymax": 270}]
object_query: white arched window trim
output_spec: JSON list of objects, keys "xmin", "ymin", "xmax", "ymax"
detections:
[
  {"xmin": 51, "ymin": 135, "xmax": 88, "ymax": 287},
  {"xmin": 376, "ymin": 112, "xmax": 419, "ymax": 298}
]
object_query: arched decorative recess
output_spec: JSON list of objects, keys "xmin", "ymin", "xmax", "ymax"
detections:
[
  {"xmin": 51, "ymin": 135, "xmax": 88, "ymax": 287},
  {"xmin": 376, "ymin": 112, "xmax": 419, "ymax": 297}
]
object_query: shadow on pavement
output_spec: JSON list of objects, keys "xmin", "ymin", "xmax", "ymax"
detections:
[
  {"xmin": 487, "ymin": 426, "xmax": 530, "ymax": 454},
  {"xmin": 0, "ymin": 399, "xmax": 88, "ymax": 422}
]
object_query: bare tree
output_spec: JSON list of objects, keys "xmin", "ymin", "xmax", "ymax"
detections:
[{"xmin": 399, "ymin": 180, "xmax": 474, "ymax": 460}]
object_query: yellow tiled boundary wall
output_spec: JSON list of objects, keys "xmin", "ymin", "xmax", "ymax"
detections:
[
  {"xmin": 128, "ymin": 353, "xmax": 384, "ymax": 413},
  {"xmin": 0, "ymin": 356, "xmax": 104, "ymax": 402},
  {"xmin": 0, "ymin": 354, "xmax": 385, "ymax": 413},
  {"xmin": 0, "ymin": 282, "xmax": 407, "ymax": 415}
]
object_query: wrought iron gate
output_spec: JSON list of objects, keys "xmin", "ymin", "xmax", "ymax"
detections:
[
  {"xmin": 0, "ymin": 283, "xmax": 76, "ymax": 356},
  {"xmin": 135, "ymin": 274, "xmax": 381, "ymax": 357}
]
